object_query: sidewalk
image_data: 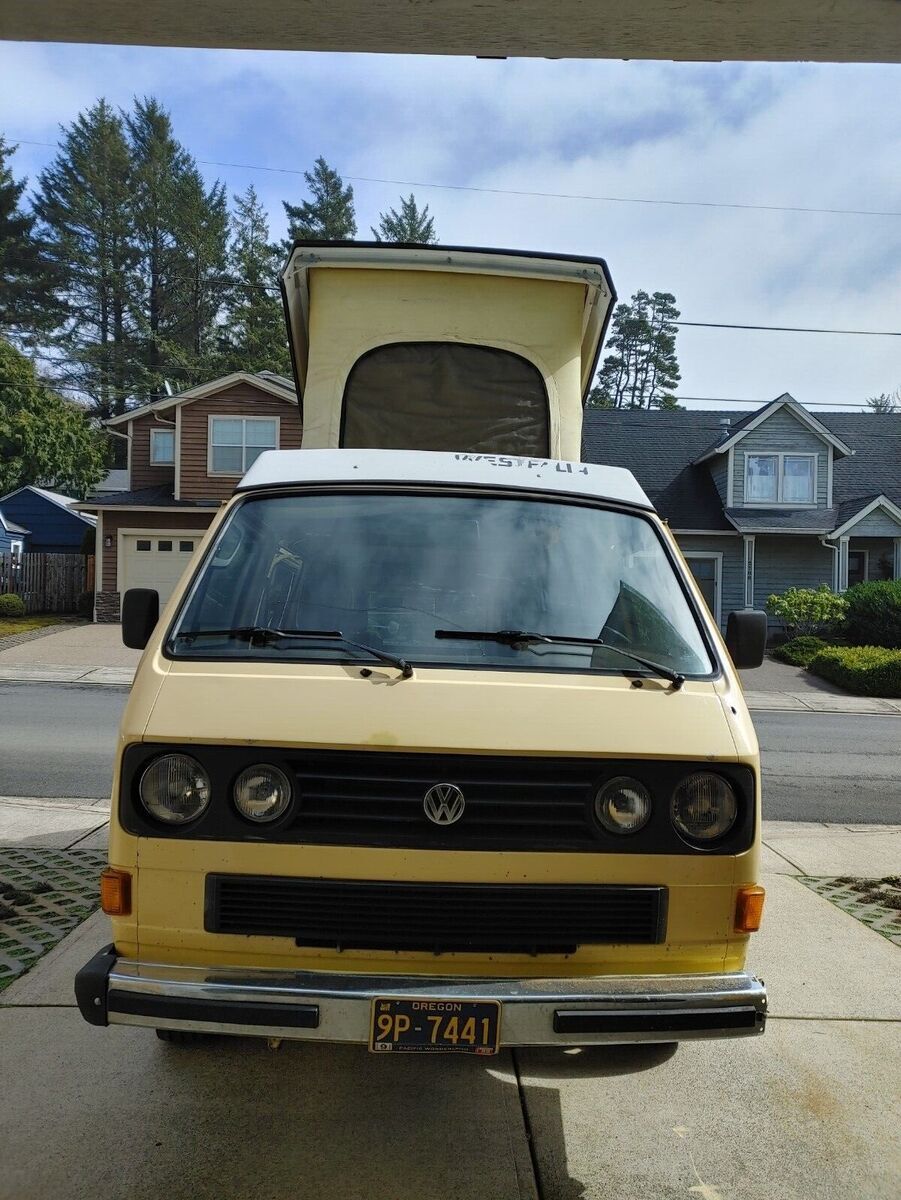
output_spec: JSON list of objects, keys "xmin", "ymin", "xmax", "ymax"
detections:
[{"xmin": 1, "ymin": 801, "xmax": 898, "ymax": 1200}]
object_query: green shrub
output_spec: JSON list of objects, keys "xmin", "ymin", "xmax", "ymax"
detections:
[
  {"xmin": 773, "ymin": 635, "xmax": 829, "ymax": 668},
  {"xmin": 808, "ymin": 645, "xmax": 901, "ymax": 698},
  {"xmin": 765, "ymin": 585, "xmax": 848, "ymax": 638},
  {"xmin": 844, "ymin": 579, "xmax": 901, "ymax": 649},
  {"xmin": 76, "ymin": 590, "xmax": 94, "ymax": 619},
  {"xmin": 0, "ymin": 593, "xmax": 26, "ymax": 618}
]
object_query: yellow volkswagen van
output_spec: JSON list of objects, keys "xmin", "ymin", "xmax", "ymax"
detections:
[{"xmin": 76, "ymin": 244, "xmax": 767, "ymax": 1053}]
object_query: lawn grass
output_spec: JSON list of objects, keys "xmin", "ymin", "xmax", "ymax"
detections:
[{"xmin": 0, "ymin": 614, "xmax": 73, "ymax": 639}]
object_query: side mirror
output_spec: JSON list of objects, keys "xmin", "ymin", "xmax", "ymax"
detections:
[
  {"xmin": 725, "ymin": 608, "xmax": 767, "ymax": 669},
  {"xmin": 122, "ymin": 588, "xmax": 160, "ymax": 649}
]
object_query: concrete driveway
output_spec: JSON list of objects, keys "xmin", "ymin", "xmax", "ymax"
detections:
[
  {"xmin": 1, "ymin": 823, "xmax": 899, "ymax": 1200},
  {"xmin": 0, "ymin": 622, "xmax": 141, "ymax": 669}
]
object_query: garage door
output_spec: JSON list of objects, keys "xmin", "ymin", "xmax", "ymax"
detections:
[{"xmin": 120, "ymin": 534, "xmax": 202, "ymax": 606}]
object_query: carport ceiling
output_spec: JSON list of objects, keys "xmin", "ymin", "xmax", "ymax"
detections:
[{"xmin": 3, "ymin": 0, "xmax": 900, "ymax": 62}]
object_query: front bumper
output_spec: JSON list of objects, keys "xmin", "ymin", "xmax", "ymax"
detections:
[{"xmin": 76, "ymin": 946, "xmax": 766, "ymax": 1045}]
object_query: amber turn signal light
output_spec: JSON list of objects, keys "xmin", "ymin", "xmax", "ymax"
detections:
[
  {"xmin": 100, "ymin": 868, "xmax": 132, "ymax": 916},
  {"xmin": 735, "ymin": 885, "xmax": 765, "ymax": 933}
]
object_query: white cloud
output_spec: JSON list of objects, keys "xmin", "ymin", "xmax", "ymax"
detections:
[{"xmin": 1, "ymin": 44, "xmax": 898, "ymax": 407}]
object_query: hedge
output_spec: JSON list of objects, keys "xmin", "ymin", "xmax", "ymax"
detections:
[
  {"xmin": 844, "ymin": 580, "xmax": 901, "ymax": 649},
  {"xmin": 808, "ymin": 645, "xmax": 901, "ymax": 698},
  {"xmin": 0, "ymin": 593, "xmax": 26, "ymax": 618},
  {"xmin": 773, "ymin": 636, "xmax": 830, "ymax": 668}
]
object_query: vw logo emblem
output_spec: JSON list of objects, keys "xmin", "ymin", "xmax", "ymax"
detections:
[{"xmin": 423, "ymin": 783, "xmax": 465, "ymax": 826}]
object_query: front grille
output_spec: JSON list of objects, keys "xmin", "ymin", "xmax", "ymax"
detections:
[
  {"xmin": 205, "ymin": 875, "xmax": 667, "ymax": 954},
  {"xmin": 290, "ymin": 750, "xmax": 600, "ymax": 850}
]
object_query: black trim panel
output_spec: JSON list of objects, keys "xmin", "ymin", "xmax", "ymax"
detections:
[
  {"xmin": 205, "ymin": 876, "xmax": 667, "ymax": 954},
  {"xmin": 553, "ymin": 1007, "xmax": 763, "ymax": 1035},
  {"xmin": 74, "ymin": 942, "xmax": 117, "ymax": 1026},
  {"xmin": 108, "ymin": 990, "xmax": 320, "ymax": 1029},
  {"xmin": 120, "ymin": 743, "xmax": 754, "ymax": 856}
]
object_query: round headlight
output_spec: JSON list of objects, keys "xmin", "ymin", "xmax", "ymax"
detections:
[
  {"xmin": 671, "ymin": 772, "xmax": 738, "ymax": 842},
  {"xmin": 594, "ymin": 776, "xmax": 652, "ymax": 834},
  {"xmin": 140, "ymin": 754, "xmax": 210, "ymax": 824},
  {"xmin": 234, "ymin": 764, "xmax": 293, "ymax": 823}
]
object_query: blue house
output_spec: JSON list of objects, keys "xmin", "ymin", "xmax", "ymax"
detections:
[
  {"xmin": 583, "ymin": 394, "xmax": 901, "ymax": 630},
  {"xmin": 0, "ymin": 509, "xmax": 30, "ymax": 556},
  {"xmin": 0, "ymin": 486, "xmax": 96, "ymax": 554}
]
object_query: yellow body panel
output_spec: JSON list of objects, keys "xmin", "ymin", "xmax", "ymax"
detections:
[{"xmin": 108, "ymin": 503, "xmax": 761, "ymax": 983}]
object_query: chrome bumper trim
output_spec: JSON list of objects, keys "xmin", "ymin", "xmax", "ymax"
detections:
[{"xmin": 89, "ymin": 954, "xmax": 767, "ymax": 1045}]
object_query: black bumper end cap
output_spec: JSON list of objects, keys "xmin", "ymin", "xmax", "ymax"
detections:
[{"xmin": 74, "ymin": 943, "xmax": 117, "ymax": 1026}]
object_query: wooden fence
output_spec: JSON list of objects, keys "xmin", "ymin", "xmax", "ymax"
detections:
[{"xmin": 0, "ymin": 553, "xmax": 92, "ymax": 613}]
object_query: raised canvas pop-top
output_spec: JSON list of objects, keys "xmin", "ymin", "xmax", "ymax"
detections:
[{"xmin": 279, "ymin": 241, "xmax": 616, "ymax": 461}]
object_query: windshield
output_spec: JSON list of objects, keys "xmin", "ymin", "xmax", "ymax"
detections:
[{"xmin": 169, "ymin": 491, "xmax": 715, "ymax": 676}]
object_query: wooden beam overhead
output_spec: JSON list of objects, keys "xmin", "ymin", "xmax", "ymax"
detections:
[{"xmin": 2, "ymin": 0, "xmax": 900, "ymax": 63}]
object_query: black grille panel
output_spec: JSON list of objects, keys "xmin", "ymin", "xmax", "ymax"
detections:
[
  {"xmin": 205, "ymin": 875, "xmax": 667, "ymax": 954},
  {"xmin": 290, "ymin": 751, "xmax": 597, "ymax": 849}
]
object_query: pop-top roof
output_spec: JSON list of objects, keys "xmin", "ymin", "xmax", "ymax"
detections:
[{"xmin": 237, "ymin": 448, "xmax": 652, "ymax": 510}]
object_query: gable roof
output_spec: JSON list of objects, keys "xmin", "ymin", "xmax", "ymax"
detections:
[
  {"xmin": 829, "ymin": 494, "xmax": 901, "ymax": 540},
  {"xmin": 693, "ymin": 393, "xmax": 853, "ymax": 462},
  {"xmin": 581, "ymin": 408, "xmax": 735, "ymax": 530},
  {"xmin": 0, "ymin": 509, "xmax": 30, "ymax": 535},
  {"xmin": 0, "ymin": 485, "xmax": 96, "ymax": 527},
  {"xmin": 582, "ymin": 406, "xmax": 901, "ymax": 533},
  {"xmin": 104, "ymin": 371, "xmax": 297, "ymax": 427}
]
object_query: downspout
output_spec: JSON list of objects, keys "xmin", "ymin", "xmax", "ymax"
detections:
[{"xmin": 819, "ymin": 537, "xmax": 840, "ymax": 592}]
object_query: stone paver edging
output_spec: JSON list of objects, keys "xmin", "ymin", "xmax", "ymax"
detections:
[{"xmin": 0, "ymin": 623, "xmax": 77, "ymax": 652}]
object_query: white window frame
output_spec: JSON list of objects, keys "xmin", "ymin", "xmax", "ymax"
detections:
[
  {"xmin": 743, "ymin": 451, "xmax": 817, "ymax": 507},
  {"xmin": 9, "ymin": 538, "xmax": 24, "ymax": 560},
  {"xmin": 684, "ymin": 551, "xmax": 723, "ymax": 627},
  {"xmin": 207, "ymin": 414, "xmax": 280, "ymax": 477},
  {"xmin": 149, "ymin": 426, "xmax": 176, "ymax": 465}
]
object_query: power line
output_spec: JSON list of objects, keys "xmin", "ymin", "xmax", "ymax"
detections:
[
  {"xmin": 676, "ymin": 321, "xmax": 901, "ymax": 337},
  {"xmin": 9, "ymin": 136, "xmax": 901, "ymax": 221}
]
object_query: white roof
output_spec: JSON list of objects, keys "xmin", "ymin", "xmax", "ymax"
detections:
[{"xmin": 238, "ymin": 449, "xmax": 653, "ymax": 510}]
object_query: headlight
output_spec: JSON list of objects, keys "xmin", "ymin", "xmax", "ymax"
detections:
[
  {"xmin": 671, "ymin": 772, "xmax": 738, "ymax": 842},
  {"xmin": 140, "ymin": 754, "xmax": 210, "ymax": 824},
  {"xmin": 594, "ymin": 776, "xmax": 652, "ymax": 834},
  {"xmin": 233, "ymin": 764, "xmax": 293, "ymax": 823}
]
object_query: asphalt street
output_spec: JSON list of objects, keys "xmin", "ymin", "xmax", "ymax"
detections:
[{"xmin": 0, "ymin": 682, "xmax": 899, "ymax": 822}]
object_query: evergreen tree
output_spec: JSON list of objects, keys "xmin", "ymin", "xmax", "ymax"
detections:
[
  {"xmin": 0, "ymin": 137, "xmax": 59, "ymax": 344},
  {"xmin": 33, "ymin": 101, "xmax": 136, "ymax": 418},
  {"xmin": 222, "ymin": 185, "xmax": 290, "ymax": 375},
  {"xmin": 0, "ymin": 338, "xmax": 107, "ymax": 497},
  {"xmin": 865, "ymin": 388, "xmax": 899, "ymax": 413},
  {"xmin": 588, "ymin": 291, "xmax": 681, "ymax": 409},
  {"xmin": 283, "ymin": 157, "xmax": 356, "ymax": 242},
  {"xmin": 170, "ymin": 166, "xmax": 229, "ymax": 376},
  {"xmin": 371, "ymin": 193, "xmax": 437, "ymax": 244}
]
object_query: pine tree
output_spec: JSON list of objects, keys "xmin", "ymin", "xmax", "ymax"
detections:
[
  {"xmin": 170, "ymin": 166, "xmax": 229, "ymax": 376},
  {"xmin": 283, "ymin": 157, "xmax": 356, "ymax": 242},
  {"xmin": 371, "ymin": 193, "xmax": 437, "ymax": 244},
  {"xmin": 588, "ymin": 291, "xmax": 681, "ymax": 409},
  {"xmin": 222, "ymin": 185, "xmax": 290, "ymax": 375},
  {"xmin": 865, "ymin": 389, "xmax": 899, "ymax": 413},
  {"xmin": 127, "ymin": 97, "xmax": 198, "ymax": 399},
  {"xmin": 32, "ymin": 101, "xmax": 136, "ymax": 419},
  {"xmin": 0, "ymin": 137, "xmax": 59, "ymax": 344}
]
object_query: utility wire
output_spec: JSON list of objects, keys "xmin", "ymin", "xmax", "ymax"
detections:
[{"xmin": 9, "ymin": 136, "xmax": 901, "ymax": 221}]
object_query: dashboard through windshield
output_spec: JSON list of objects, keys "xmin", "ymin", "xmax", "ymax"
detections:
[{"xmin": 168, "ymin": 490, "xmax": 716, "ymax": 677}]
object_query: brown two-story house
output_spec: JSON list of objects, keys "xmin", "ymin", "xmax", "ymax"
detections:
[{"xmin": 79, "ymin": 371, "xmax": 300, "ymax": 622}]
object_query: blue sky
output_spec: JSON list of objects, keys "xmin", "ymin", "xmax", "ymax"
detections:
[{"xmin": 1, "ymin": 42, "xmax": 899, "ymax": 410}]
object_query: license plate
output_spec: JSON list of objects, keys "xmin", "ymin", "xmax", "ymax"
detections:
[{"xmin": 369, "ymin": 997, "xmax": 501, "ymax": 1054}]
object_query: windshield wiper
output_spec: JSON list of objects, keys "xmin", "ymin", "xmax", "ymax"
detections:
[
  {"xmin": 174, "ymin": 627, "xmax": 413, "ymax": 679},
  {"xmin": 434, "ymin": 629, "xmax": 685, "ymax": 689}
]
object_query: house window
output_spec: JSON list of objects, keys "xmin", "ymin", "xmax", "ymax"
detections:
[
  {"xmin": 209, "ymin": 417, "xmax": 278, "ymax": 474},
  {"xmin": 847, "ymin": 550, "xmax": 868, "ymax": 588},
  {"xmin": 158, "ymin": 540, "xmax": 173, "ymax": 551},
  {"xmin": 179, "ymin": 540, "xmax": 194, "ymax": 552},
  {"xmin": 150, "ymin": 427, "xmax": 175, "ymax": 465},
  {"xmin": 136, "ymin": 540, "xmax": 152, "ymax": 551},
  {"xmin": 745, "ymin": 453, "xmax": 815, "ymax": 504}
]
